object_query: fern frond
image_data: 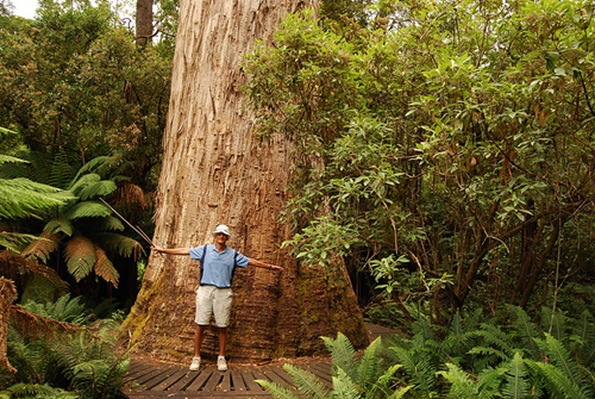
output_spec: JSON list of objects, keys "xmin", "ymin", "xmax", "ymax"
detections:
[
  {"xmin": 354, "ymin": 336, "xmax": 382, "ymax": 383},
  {"xmin": 472, "ymin": 322, "xmax": 515, "ymax": 358},
  {"xmin": 43, "ymin": 218, "xmax": 74, "ymax": 236},
  {"xmin": 256, "ymin": 379, "xmax": 301, "ymax": 399},
  {"xmin": 367, "ymin": 364, "xmax": 403, "ymax": 399},
  {"xmin": 48, "ymin": 150, "xmax": 75, "ymax": 190},
  {"xmin": 541, "ymin": 307, "xmax": 567, "ymax": 341},
  {"xmin": 70, "ymin": 156, "xmax": 111, "ymax": 183},
  {"xmin": 65, "ymin": 200, "xmax": 111, "ymax": 220},
  {"xmin": 77, "ymin": 178, "xmax": 117, "ymax": 200},
  {"xmin": 92, "ymin": 232, "xmax": 144, "ymax": 259},
  {"xmin": 507, "ymin": 305, "xmax": 541, "ymax": 358},
  {"xmin": 387, "ymin": 385, "xmax": 413, "ymax": 399},
  {"xmin": 283, "ymin": 363, "xmax": 330, "ymax": 399},
  {"xmin": 0, "ymin": 178, "xmax": 74, "ymax": 220},
  {"xmin": 93, "ymin": 215, "xmax": 125, "ymax": 232},
  {"xmin": 501, "ymin": 351, "xmax": 531, "ymax": 399},
  {"xmin": 536, "ymin": 334, "xmax": 580, "ymax": 386},
  {"xmin": 332, "ymin": 367, "xmax": 361, "ymax": 399},
  {"xmin": 525, "ymin": 359, "xmax": 588, "ymax": 399},
  {"xmin": 94, "ymin": 247, "xmax": 119, "ymax": 287},
  {"xmin": 323, "ymin": 333, "xmax": 357, "ymax": 378},
  {"xmin": 21, "ymin": 232, "xmax": 60, "ymax": 263},
  {"xmin": 64, "ymin": 235, "xmax": 96, "ymax": 282},
  {"xmin": 437, "ymin": 362, "xmax": 479, "ymax": 398},
  {"xmin": 475, "ymin": 365, "xmax": 507, "ymax": 397},
  {"xmin": 0, "ymin": 232, "xmax": 42, "ymax": 253},
  {"xmin": 0, "ymin": 154, "xmax": 28, "ymax": 165},
  {"xmin": 388, "ymin": 345, "xmax": 437, "ymax": 395}
]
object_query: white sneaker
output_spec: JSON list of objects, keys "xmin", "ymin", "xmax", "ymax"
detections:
[
  {"xmin": 217, "ymin": 356, "xmax": 228, "ymax": 371},
  {"xmin": 189, "ymin": 356, "xmax": 201, "ymax": 371}
]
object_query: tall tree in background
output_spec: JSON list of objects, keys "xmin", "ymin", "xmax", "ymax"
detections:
[
  {"xmin": 122, "ymin": 0, "xmax": 369, "ymax": 362},
  {"xmin": 135, "ymin": 0, "xmax": 152, "ymax": 46}
]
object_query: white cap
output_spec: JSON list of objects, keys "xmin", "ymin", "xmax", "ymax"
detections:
[{"xmin": 213, "ymin": 224, "xmax": 231, "ymax": 237}]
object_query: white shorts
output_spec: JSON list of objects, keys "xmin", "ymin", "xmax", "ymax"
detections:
[{"xmin": 195, "ymin": 286, "xmax": 233, "ymax": 328}]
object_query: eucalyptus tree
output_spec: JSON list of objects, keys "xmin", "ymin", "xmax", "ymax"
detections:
[{"xmin": 122, "ymin": 0, "xmax": 371, "ymax": 364}]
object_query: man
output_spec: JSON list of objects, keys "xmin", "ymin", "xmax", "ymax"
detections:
[{"xmin": 152, "ymin": 224, "xmax": 283, "ymax": 372}]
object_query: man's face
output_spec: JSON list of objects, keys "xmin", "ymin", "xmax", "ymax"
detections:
[{"xmin": 215, "ymin": 232, "xmax": 229, "ymax": 245}]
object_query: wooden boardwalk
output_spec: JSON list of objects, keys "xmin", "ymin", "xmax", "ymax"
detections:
[{"xmin": 123, "ymin": 324, "xmax": 394, "ymax": 398}]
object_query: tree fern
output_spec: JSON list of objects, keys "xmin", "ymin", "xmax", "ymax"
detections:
[
  {"xmin": 93, "ymin": 247, "xmax": 119, "ymax": 288},
  {"xmin": 21, "ymin": 233, "xmax": 60, "ymax": 264},
  {"xmin": 64, "ymin": 235, "xmax": 96, "ymax": 282},
  {"xmin": 48, "ymin": 150, "xmax": 75, "ymax": 190},
  {"xmin": 0, "ymin": 178, "xmax": 74, "ymax": 220},
  {"xmin": 68, "ymin": 173, "xmax": 116, "ymax": 200},
  {"xmin": 64, "ymin": 201, "xmax": 112, "ymax": 220}
]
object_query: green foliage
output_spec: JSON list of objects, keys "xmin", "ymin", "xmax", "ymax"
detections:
[
  {"xmin": 244, "ymin": 0, "xmax": 595, "ymax": 324},
  {"xmin": 21, "ymin": 294, "xmax": 92, "ymax": 325},
  {"xmin": 258, "ymin": 332, "xmax": 409, "ymax": 399},
  {"xmin": 5, "ymin": 320, "xmax": 129, "ymax": 399}
]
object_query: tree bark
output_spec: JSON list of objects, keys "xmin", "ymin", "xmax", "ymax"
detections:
[{"xmin": 122, "ymin": 0, "xmax": 369, "ymax": 363}]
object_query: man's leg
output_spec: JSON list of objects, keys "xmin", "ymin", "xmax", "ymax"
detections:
[
  {"xmin": 218, "ymin": 327, "xmax": 228, "ymax": 357},
  {"xmin": 195, "ymin": 324, "xmax": 206, "ymax": 357}
]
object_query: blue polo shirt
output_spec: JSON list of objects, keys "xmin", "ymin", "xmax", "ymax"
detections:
[{"xmin": 189, "ymin": 244, "xmax": 249, "ymax": 288}]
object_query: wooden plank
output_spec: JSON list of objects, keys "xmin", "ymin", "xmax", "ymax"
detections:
[
  {"xmin": 134, "ymin": 366, "xmax": 175, "ymax": 387},
  {"xmin": 267, "ymin": 366, "xmax": 295, "ymax": 386},
  {"xmin": 167, "ymin": 370, "xmax": 200, "ymax": 391},
  {"xmin": 184, "ymin": 368, "xmax": 214, "ymax": 392},
  {"xmin": 238, "ymin": 368, "xmax": 263, "ymax": 392},
  {"xmin": 260, "ymin": 366, "xmax": 291, "ymax": 387},
  {"xmin": 149, "ymin": 367, "xmax": 188, "ymax": 391},
  {"xmin": 202, "ymin": 369, "xmax": 223, "ymax": 392},
  {"xmin": 229, "ymin": 369, "xmax": 248, "ymax": 393}
]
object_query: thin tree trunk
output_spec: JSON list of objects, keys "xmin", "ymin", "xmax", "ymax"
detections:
[
  {"xmin": 135, "ymin": 0, "xmax": 153, "ymax": 46},
  {"xmin": 122, "ymin": 0, "xmax": 369, "ymax": 363}
]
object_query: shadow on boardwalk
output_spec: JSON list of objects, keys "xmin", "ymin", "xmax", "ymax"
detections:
[{"xmin": 123, "ymin": 323, "xmax": 396, "ymax": 399}]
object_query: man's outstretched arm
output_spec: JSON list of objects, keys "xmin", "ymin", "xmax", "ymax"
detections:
[
  {"xmin": 248, "ymin": 258, "xmax": 283, "ymax": 271},
  {"xmin": 152, "ymin": 246, "xmax": 190, "ymax": 255}
]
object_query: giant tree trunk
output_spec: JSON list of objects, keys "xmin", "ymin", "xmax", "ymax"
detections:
[{"xmin": 122, "ymin": 0, "xmax": 369, "ymax": 363}]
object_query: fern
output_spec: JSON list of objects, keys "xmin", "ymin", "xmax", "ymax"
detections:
[
  {"xmin": 501, "ymin": 352, "xmax": 531, "ymax": 399},
  {"xmin": 48, "ymin": 150, "xmax": 75, "ymax": 190},
  {"xmin": 256, "ymin": 379, "xmax": 301, "ymax": 399},
  {"xmin": 92, "ymin": 233, "xmax": 144, "ymax": 259},
  {"xmin": 283, "ymin": 363, "xmax": 330, "ymax": 399},
  {"xmin": 0, "ymin": 178, "xmax": 74, "ymax": 220},
  {"xmin": 437, "ymin": 362, "xmax": 480, "ymax": 399},
  {"xmin": 525, "ymin": 359, "xmax": 588, "ymax": 399},
  {"xmin": 21, "ymin": 232, "xmax": 60, "ymax": 264},
  {"xmin": 93, "ymin": 247, "xmax": 119, "ymax": 288},
  {"xmin": 64, "ymin": 236, "xmax": 96, "ymax": 282},
  {"xmin": 68, "ymin": 173, "xmax": 116, "ymax": 200},
  {"xmin": 507, "ymin": 305, "xmax": 541, "ymax": 358},
  {"xmin": 21, "ymin": 295, "xmax": 91, "ymax": 325},
  {"xmin": 536, "ymin": 334, "xmax": 581, "ymax": 387},
  {"xmin": 64, "ymin": 201, "xmax": 112, "ymax": 220},
  {"xmin": 0, "ymin": 382, "xmax": 78, "ymax": 398},
  {"xmin": 43, "ymin": 219, "xmax": 74, "ymax": 237},
  {"xmin": 332, "ymin": 367, "xmax": 361, "ymax": 399},
  {"xmin": 323, "ymin": 333, "xmax": 357, "ymax": 378}
]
